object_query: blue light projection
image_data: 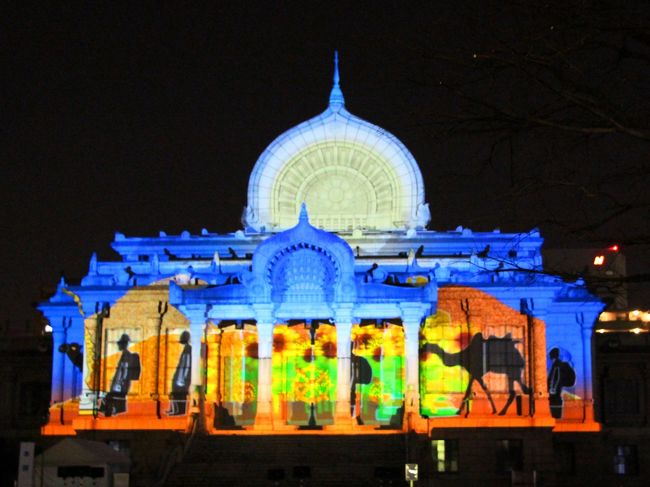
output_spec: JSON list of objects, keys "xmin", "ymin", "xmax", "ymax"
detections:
[{"xmin": 38, "ymin": 53, "xmax": 604, "ymax": 434}]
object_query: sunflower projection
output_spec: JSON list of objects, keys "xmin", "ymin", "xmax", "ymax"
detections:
[
  {"xmin": 206, "ymin": 325, "xmax": 259, "ymax": 427},
  {"xmin": 351, "ymin": 324, "xmax": 405, "ymax": 426},
  {"xmin": 39, "ymin": 56, "xmax": 603, "ymax": 438},
  {"xmin": 272, "ymin": 323, "xmax": 337, "ymax": 426}
]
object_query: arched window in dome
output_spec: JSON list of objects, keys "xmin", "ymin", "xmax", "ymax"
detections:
[{"xmin": 271, "ymin": 141, "xmax": 402, "ymax": 231}]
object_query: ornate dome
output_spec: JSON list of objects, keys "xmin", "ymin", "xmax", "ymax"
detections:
[{"xmin": 244, "ymin": 53, "xmax": 429, "ymax": 233}]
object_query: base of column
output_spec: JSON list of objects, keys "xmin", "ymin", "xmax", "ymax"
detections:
[
  {"xmin": 329, "ymin": 401, "xmax": 354, "ymax": 430},
  {"xmin": 533, "ymin": 392, "xmax": 551, "ymax": 418},
  {"xmin": 405, "ymin": 390, "xmax": 420, "ymax": 414},
  {"xmin": 253, "ymin": 401, "xmax": 274, "ymax": 430},
  {"xmin": 405, "ymin": 412, "xmax": 429, "ymax": 432},
  {"xmin": 583, "ymin": 399, "xmax": 595, "ymax": 422}
]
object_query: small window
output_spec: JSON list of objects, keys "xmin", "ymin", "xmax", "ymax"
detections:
[
  {"xmin": 605, "ymin": 378, "xmax": 641, "ymax": 416},
  {"xmin": 432, "ymin": 439, "xmax": 459, "ymax": 473},
  {"xmin": 267, "ymin": 468, "xmax": 285, "ymax": 481},
  {"xmin": 614, "ymin": 445, "xmax": 638, "ymax": 475},
  {"xmin": 108, "ymin": 440, "xmax": 130, "ymax": 456},
  {"xmin": 18, "ymin": 381, "xmax": 51, "ymax": 417},
  {"xmin": 57, "ymin": 466, "xmax": 105, "ymax": 479},
  {"xmin": 292, "ymin": 466, "xmax": 310, "ymax": 479},
  {"xmin": 554, "ymin": 442, "xmax": 575, "ymax": 475},
  {"xmin": 496, "ymin": 439, "xmax": 523, "ymax": 474}
]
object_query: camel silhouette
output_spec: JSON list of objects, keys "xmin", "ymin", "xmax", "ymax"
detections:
[{"xmin": 425, "ymin": 332, "xmax": 531, "ymax": 415}]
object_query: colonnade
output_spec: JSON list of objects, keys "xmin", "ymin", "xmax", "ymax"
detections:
[{"xmin": 183, "ymin": 305, "xmax": 426, "ymax": 429}]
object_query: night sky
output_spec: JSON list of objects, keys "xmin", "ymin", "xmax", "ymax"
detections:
[{"xmin": 3, "ymin": 2, "xmax": 649, "ymax": 329}]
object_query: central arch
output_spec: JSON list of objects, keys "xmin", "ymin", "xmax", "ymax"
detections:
[{"xmin": 267, "ymin": 243, "xmax": 338, "ymax": 304}]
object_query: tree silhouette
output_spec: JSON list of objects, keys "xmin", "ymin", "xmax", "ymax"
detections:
[{"xmin": 406, "ymin": 0, "xmax": 650, "ymax": 299}]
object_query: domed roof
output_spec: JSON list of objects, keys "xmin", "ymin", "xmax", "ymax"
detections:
[{"xmin": 244, "ymin": 53, "xmax": 429, "ymax": 234}]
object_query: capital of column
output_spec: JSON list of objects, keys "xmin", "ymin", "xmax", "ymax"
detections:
[
  {"xmin": 252, "ymin": 304, "xmax": 274, "ymax": 323},
  {"xmin": 400, "ymin": 303, "xmax": 425, "ymax": 320},
  {"xmin": 400, "ymin": 304, "xmax": 424, "ymax": 336},
  {"xmin": 578, "ymin": 314, "xmax": 594, "ymax": 336},
  {"xmin": 181, "ymin": 304, "xmax": 211, "ymax": 325},
  {"xmin": 334, "ymin": 305, "xmax": 354, "ymax": 324},
  {"xmin": 253, "ymin": 304, "xmax": 275, "ymax": 359}
]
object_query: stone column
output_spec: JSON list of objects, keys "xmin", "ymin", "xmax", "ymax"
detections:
[
  {"xmin": 79, "ymin": 304, "xmax": 110, "ymax": 416},
  {"xmin": 66, "ymin": 317, "xmax": 84, "ymax": 399},
  {"xmin": 334, "ymin": 307, "xmax": 354, "ymax": 428},
  {"xmin": 530, "ymin": 311, "xmax": 551, "ymax": 418},
  {"xmin": 79, "ymin": 316, "xmax": 97, "ymax": 414},
  {"xmin": 401, "ymin": 305, "xmax": 424, "ymax": 415},
  {"xmin": 184, "ymin": 305, "xmax": 208, "ymax": 432},
  {"xmin": 579, "ymin": 313, "xmax": 595, "ymax": 422},
  {"xmin": 254, "ymin": 306, "xmax": 275, "ymax": 430},
  {"xmin": 50, "ymin": 317, "xmax": 69, "ymax": 404}
]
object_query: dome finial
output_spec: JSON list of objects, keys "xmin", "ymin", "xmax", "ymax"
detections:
[
  {"xmin": 329, "ymin": 50, "xmax": 345, "ymax": 108},
  {"xmin": 334, "ymin": 50, "xmax": 340, "ymax": 85},
  {"xmin": 299, "ymin": 202, "xmax": 310, "ymax": 223}
]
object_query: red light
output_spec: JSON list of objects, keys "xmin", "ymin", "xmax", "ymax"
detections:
[{"xmin": 608, "ymin": 244, "xmax": 619, "ymax": 252}]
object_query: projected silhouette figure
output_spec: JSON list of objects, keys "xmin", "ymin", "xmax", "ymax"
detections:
[
  {"xmin": 167, "ymin": 331, "xmax": 191, "ymax": 416},
  {"xmin": 101, "ymin": 333, "xmax": 141, "ymax": 417},
  {"xmin": 350, "ymin": 354, "xmax": 372, "ymax": 419},
  {"xmin": 548, "ymin": 347, "xmax": 575, "ymax": 419},
  {"xmin": 425, "ymin": 332, "xmax": 531, "ymax": 415}
]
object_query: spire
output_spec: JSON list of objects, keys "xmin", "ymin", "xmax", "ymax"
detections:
[
  {"xmin": 299, "ymin": 202, "xmax": 310, "ymax": 224},
  {"xmin": 329, "ymin": 50, "xmax": 345, "ymax": 108}
]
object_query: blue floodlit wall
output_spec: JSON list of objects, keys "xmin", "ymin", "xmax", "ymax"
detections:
[{"xmin": 38, "ymin": 54, "xmax": 604, "ymax": 432}]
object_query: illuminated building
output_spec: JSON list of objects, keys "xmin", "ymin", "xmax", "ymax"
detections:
[{"xmin": 38, "ymin": 54, "xmax": 607, "ymax": 482}]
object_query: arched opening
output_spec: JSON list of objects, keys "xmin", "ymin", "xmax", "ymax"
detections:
[
  {"xmin": 206, "ymin": 324, "xmax": 259, "ymax": 428},
  {"xmin": 351, "ymin": 322, "xmax": 405, "ymax": 426},
  {"xmin": 272, "ymin": 322, "xmax": 337, "ymax": 426}
]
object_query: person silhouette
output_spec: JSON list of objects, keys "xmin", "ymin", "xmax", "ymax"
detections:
[
  {"xmin": 167, "ymin": 331, "xmax": 191, "ymax": 416},
  {"xmin": 548, "ymin": 347, "xmax": 575, "ymax": 419},
  {"xmin": 101, "ymin": 333, "xmax": 141, "ymax": 417}
]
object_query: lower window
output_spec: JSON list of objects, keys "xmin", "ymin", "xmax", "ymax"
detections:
[
  {"xmin": 614, "ymin": 445, "xmax": 638, "ymax": 475},
  {"xmin": 432, "ymin": 439, "xmax": 459, "ymax": 473},
  {"xmin": 496, "ymin": 439, "xmax": 523, "ymax": 474}
]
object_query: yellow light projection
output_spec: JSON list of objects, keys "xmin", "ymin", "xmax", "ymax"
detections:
[
  {"xmin": 271, "ymin": 323, "xmax": 337, "ymax": 426},
  {"xmin": 205, "ymin": 325, "xmax": 258, "ymax": 426},
  {"xmin": 351, "ymin": 324, "xmax": 405, "ymax": 425}
]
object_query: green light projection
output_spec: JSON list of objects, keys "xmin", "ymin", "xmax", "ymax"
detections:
[
  {"xmin": 419, "ymin": 311, "xmax": 473, "ymax": 417},
  {"xmin": 272, "ymin": 324, "xmax": 337, "ymax": 425},
  {"xmin": 351, "ymin": 324, "xmax": 405, "ymax": 425},
  {"xmin": 207, "ymin": 326, "xmax": 259, "ymax": 426}
]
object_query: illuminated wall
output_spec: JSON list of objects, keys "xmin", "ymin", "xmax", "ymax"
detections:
[
  {"xmin": 420, "ymin": 288, "xmax": 538, "ymax": 418},
  {"xmin": 38, "ymin": 55, "xmax": 604, "ymax": 436},
  {"xmin": 351, "ymin": 324, "xmax": 404, "ymax": 426},
  {"xmin": 207, "ymin": 325, "xmax": 258, "ymax": 426},
  {"xmin": 272, "ymin": 324, "xmax": 337, "ymax": 426}
]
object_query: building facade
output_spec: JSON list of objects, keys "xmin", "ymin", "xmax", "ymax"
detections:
[{"xmin": 39, "ymin": 56, "xmax": 603, "ymax": 459}]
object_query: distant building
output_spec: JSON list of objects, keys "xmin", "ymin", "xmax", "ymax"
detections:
[
  {"xmin": 544, "ymin": 247, "xmax": 627, "ymax": 309},
  {"xmin": 36, "ymin": 55, "xmax": 612, "ymax": 485},
  {"xmin": 595, "ymin": 309, "xmax": 650, "ymax": 438},
  {"xmin": 0, "ymin": 325, "xmax": 51, "ymax": 487}
]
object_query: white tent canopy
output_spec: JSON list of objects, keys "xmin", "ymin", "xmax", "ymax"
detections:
[{"xmin": 33, "ymin": 439, "xmax": 130, "ymax": 487}]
